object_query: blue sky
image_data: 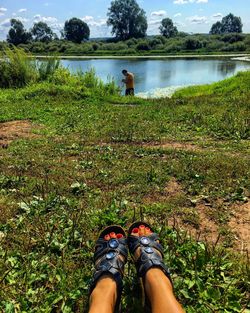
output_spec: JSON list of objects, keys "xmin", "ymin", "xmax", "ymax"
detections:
[{"xmin": 0, "ymin": 0, "xmax": 249, "ymax": 40}]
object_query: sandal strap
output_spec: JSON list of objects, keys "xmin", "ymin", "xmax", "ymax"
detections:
[
  {"xmin": 128, "ymin": 233, "xmax": 164, "ymax": 255},
  {"xmin": 95, "ymin": 237, "xmax": 128, "ymax": 261},
  {"xmin": 128, "ymin": 233, "xmax": 172, "ymax": 285}
]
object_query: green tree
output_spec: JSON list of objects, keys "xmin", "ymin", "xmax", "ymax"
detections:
[
  {"xmin": 210, "ymin": 13, "xmax": 243, "ymax": 34},
  {"xmin": 31, "ymin": 22, "xmax": 56, "ymax": 42},
  {"xmin": 107, "ymin": 0, "xmax": 148, "ymax": 40},
  {"xmin": 159, "ymin": 18, "xmax": 178, "ymax": 38},
  {"xmin": 63, "ymin": 18, "xmax": 90, "ymax": 43},
  {"xmin": 7, "ymin": 19, "xmax": 32, "ymax": 45},
  {"xmin": 210, "ymin": 21, "xmax": 223, "ymax": 35},
  {"xmin": 221, "ymin": 13, "xmax": 243, "ymax": 33}
]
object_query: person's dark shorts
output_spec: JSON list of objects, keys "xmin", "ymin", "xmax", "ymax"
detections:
[{"xmin": 125, "ymin": 88, "xmax": 135, "ymax": 96}]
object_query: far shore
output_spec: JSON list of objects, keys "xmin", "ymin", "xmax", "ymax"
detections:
[{"xmin": 33, "ymin": 53, "xmax": 250, "ymax": 60}]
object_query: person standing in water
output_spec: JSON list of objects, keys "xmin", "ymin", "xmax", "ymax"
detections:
[{"xmin": 122, "ymin": 69, "xmax": 135, "ymax": 96}]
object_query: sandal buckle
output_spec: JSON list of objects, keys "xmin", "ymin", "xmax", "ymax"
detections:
[
  {"xmin": 141, "ymin": 237, "xmax": 150, "ymax": 246},
  {"xmin": 106, "ymin": 251, "xmax": 116, "ymax": 260},
  {"xmin": 109, "ymin": 239, "xmax": 119, "ymax": 249}
]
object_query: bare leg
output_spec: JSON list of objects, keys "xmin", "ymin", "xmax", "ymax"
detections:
[
  {"xmin": 145, "ymin": 269, "xmax": 185, "ymax": 313},
  {"xmin": 89, "ymin": 276, "xmax": 117, "ymax": 313},
  {"xmin": 132, "ymin": 225, "xmax": 185, "ymax": 313}
]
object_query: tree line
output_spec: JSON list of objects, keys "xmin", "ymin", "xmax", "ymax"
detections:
[{"xmin": 6, "ymin": 0, "xmax": 243, "ymax": 45}]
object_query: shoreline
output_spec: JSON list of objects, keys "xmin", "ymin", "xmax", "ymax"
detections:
[{"xmin": 33, "ymin": 53, "xmax": 250, "ymax": 60}]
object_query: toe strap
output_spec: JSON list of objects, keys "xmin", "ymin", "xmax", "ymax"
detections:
[
  {"xmin": 128, "ymin": 233, "xmax": 173, "ymax": 286},
  {"xmin": 136, "ymin": 249, "xmax": 171, "ymax": 280}
]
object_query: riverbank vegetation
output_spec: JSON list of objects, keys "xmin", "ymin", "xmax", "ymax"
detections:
[
  {"xmin": 0, "ymin": 50, "xmax": 249, "ymax": 312},
  {"xmin": 1, "ymin": 32, "xmax": 250, "ymax": 56}
]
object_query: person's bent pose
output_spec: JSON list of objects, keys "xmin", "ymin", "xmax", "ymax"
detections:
[
  {"xmin": 88, "ymin": 222, "xmax": 185, "ymax": 313},
  {"xmin": 122, "ymin": 69, "xmax": 135, "ymax": 96}
]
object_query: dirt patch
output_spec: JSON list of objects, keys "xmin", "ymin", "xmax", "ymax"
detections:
[
  {"xmin": 229, "ymin": 201, "xmax": 250, "ymax": 253},
  {"xmin": 165, "ymin": 178, "xmax": 183, "ymax": 197},
  {"xmin": 143, "ymin": 178, "xmax": 185, "ymax": 204},
  {"xmin": 0, "ymin": 120, "xmax": 38, "ymax": 148},
  {"xmin": 143, "ymin": 141, "xmax": 200, "ymax": 152},
  {"xmin": 167, "ymin": 204, "xmax": 219, "ymax": 244}
]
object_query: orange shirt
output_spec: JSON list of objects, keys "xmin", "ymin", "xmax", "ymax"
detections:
[{"xmin": 125, "ymin": 72, "xmax": 134, "ymax": 89}]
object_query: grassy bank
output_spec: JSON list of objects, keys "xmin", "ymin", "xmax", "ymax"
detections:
[{"xmin": 0, "ymin": 57, "xmax": 249, "ymax": 312}]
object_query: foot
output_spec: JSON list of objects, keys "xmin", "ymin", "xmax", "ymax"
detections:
[
  {"xmin": 130, "ymin": 224, "xmax": 155, "ymax": 260},
  {"xmin": 89, "ymin": 226, "xmax": 127, "ymax": 313},
  {"xmin": 128, "ymin": 222, "xmax": 172, "ymax": 286}
]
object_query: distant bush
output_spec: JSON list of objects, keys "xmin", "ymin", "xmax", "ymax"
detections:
[
  {"xmin": 136, "ymin": 41, "xmax": 151, "ymax": 51},
  {"xmin": 101, "ymin": 43, "xmax": 127, "ymax": 51},
  {"xmin": 29, "ymin": 42, "xmax": 46, "ymax": 53},
  {"xmin": 165, "ymin": 43, "xmax": 182, "ymax": 53},
  {"xmin": 206, "ymin": 41, "xmax": 224, "ymax": 52},
  {"xmin": 126, "ymin": 38, "xmax": 137, "ymax": 47},
  {"xmin": 183, "ymin": 38, "xmax": 203, "ymax": 50},
  {"xmin": 221, "ymin": 42, "xmax": 246, "ymax": 52},
  {"xmin": 149, "ymin": 38, "xmax": 163, "ymax": 49},
  {"xmin": 221, "ymin": 33, "xmax": 244, "ymax": 43},
  {"xmin": 92, "ymin": 43, "xmax": 99, "ymax": 51}
]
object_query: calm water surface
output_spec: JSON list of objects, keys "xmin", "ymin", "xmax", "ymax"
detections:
[{"xmin": 61, "ymin": 58, "xmax": 250, "ymax": 97}]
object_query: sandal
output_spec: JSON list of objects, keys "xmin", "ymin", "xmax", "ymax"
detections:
[
  {"xmin": 89, "ymin": 226, "xmax": 128, "ymax": 313},
  {"xmin": 128, "ymin": 222, "xmax": 173, "ymax": 307}
]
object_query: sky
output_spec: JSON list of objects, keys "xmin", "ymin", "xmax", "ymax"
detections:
[{"xmin": 0, "ymin": 0, "xmax": 250, "ymax": 40}]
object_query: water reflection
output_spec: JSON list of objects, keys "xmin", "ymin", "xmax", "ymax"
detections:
[
  {"xmin": 61, "ymin": 58, "xmax": 250, "ymax": 94},
  {"xmin": 216, "ymin": 61, "xmax": 237, "ymax": 76}
]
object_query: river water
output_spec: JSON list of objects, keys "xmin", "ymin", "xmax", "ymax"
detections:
[{"xmin": 61, "ymin": 58, "xmax": 250, "ymax": 98}]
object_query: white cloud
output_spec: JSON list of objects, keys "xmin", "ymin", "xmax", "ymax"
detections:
[
  {"xmin": 82, "ymin": 15, "xmax": 94, "ymax": 22},
  {"xmin": 33, "ymin": 14, "xmax": 61, "ymax": 32},
  {"xmin": 88, "ymin": 18, "xmax": 107, "ymax": 27},
  {"xmin": 174, "ymin": 0, "xmax": 208, "ymax": 4},
  {"xmin": 186, "ymin": 15, "xmax": 208, "ymax": 24},
  {"xmin": 34, "ymin": 14, "xmax": 58, "ymax": 24},
  {"xmin": 149, "ymin": 19, "xmax": 162, "ymax": 25},
  {"xmin": 84, "ymin": 18, "xmax": 110, "ymax": 37},
  {"xmin": 18, "ymin": 8, "xmax": 27, "ymax": 13},
  {"xmin": 151, "ymin": 10, "xmax": 166, "ymax": 17},
  {"xmin": 0, "ymin": 7, "xmax": 7, "ymax": 16},
  {"xmin": 174, "ymin": 13, "xmax": 182, "ymax": 17},
  {"xmin": 15, "ymin": 17, "xmax": 29, "ymax": 23},
  {"xmin": 212, "ymin": 13, "xmax": 223, "ymax": 19},
  {"xmin": 0, "ymin": 18, "xmax": 10, "ymax": 28}
]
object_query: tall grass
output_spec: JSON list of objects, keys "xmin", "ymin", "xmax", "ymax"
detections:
[
  {"xmin": 36, "ymin": 57, "xmax": 61, "ymax": 81},
  {"xmin": 0, "ymin": 47, "xmax": 37, "ymax": 88},
  {"xmin": 0, "ymin": 48, "xmax": 120, "ymax": 96}
]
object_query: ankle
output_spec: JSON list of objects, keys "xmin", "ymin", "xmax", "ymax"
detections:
[
  {"xmin": 89, "ymin": 277, "xmax": 117, "ymax": 313},
  {"xmin": 145, "ymin": 268, "xmax": 173, "ymax": 291}
]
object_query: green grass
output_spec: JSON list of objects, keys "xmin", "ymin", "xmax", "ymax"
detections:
[
  {"xmin": 173, "ymin": 70, "xmax": 250, "ymax": 97},
  {"xmin": 0, "ymin": 65, "xmax": 249, "ymax": 312}
]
